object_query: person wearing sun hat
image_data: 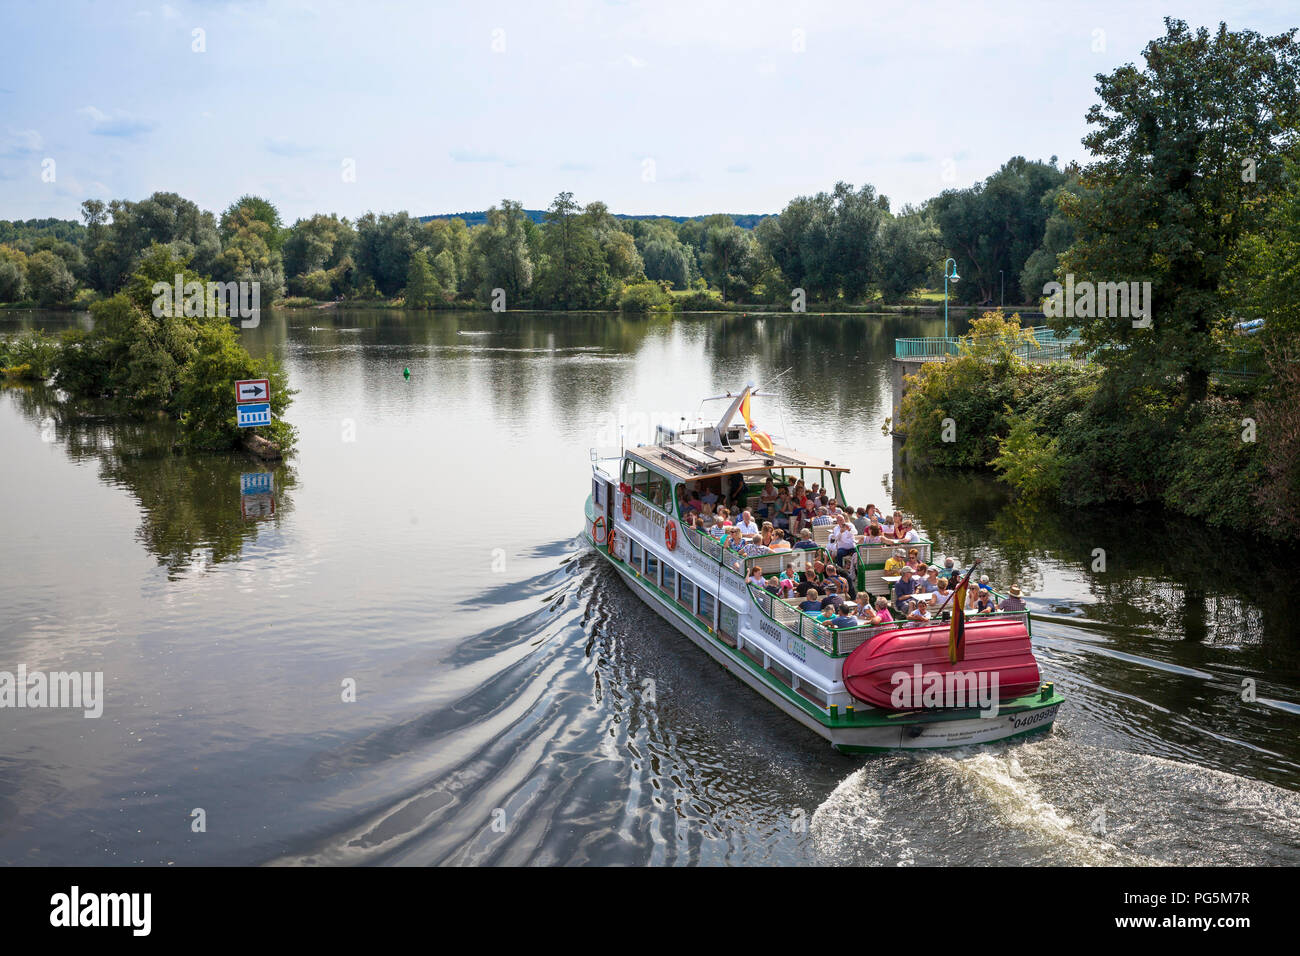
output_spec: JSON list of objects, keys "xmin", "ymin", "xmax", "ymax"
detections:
[{"xmin": 999, "ymin": 584, "xmax": 1026, "ymax": 612}]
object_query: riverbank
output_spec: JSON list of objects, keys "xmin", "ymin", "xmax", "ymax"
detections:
[{"xmin": 895, "ymin": 314, "xmax": 1299, "ymax": 545}]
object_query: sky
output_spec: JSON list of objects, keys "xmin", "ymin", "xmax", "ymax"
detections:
[{"xmin": 0, "ymin": 0, "xmax": 1295, "ymax": 224}]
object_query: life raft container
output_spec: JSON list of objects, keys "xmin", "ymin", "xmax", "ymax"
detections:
[{"xmin": 841, "ymin": 615, "xmax": 1040, "ymax": 710}]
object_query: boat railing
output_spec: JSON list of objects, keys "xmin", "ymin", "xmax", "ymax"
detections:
[
  {"xmin": 742, "ymin": 547, "xmax": 831, "ymax": 579},
  {"xmin": 680, "ymin": 521, "xmax": 736, "ymax": 569},
  {"xmin": 747, "ymin": 584, "xmax": 1031, "ymax": 657},
  {"xmin": 747, "ymin": 584, "xmax": 836, "ymax": 656},
  {"xmin": 680, "ymin": 522, "xmax": 833, "ymax": 577},
  {"xmin": 855, "ymin": 539, "xmax": 933, "ymax": 568}
]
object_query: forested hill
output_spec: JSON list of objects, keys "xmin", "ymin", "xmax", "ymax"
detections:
[{"xmin": 418, "ymin": 210, "xmax": 769, "ymax": 229}]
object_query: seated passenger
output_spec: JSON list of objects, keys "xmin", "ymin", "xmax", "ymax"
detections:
[
  {"xmin": 907, "ymin": 602, "xmax": 933, "ymax": 624},
  {"xmin": 939, "ymin": 557, "xmax": 958, "ymax": 581},
  {"xmin": 879, "ymin": 514, "xmax": 895, "ymax": 537},
  {"xmin": 746, "ymin": 566, "xmax": 767, "ymax": 589},
  {"xmin": 811, "ymin": 506, "xmax": 834, "ymax": 527},
  {"xmin": 759, "ymin": 478, "xmax": 779, "ymax": 518},
  {"xmin": 872, "ymin": 597, "xmax": 894, "ymax": 623},
  {"xmin": 893, "ymin": 566, "xmax": 919, "ymax": 613},
  {"xmin": 815, "ymin": 606, "xmax": 836, "ymax": 626},
  {"xmin": 769, "ymin": 529, "xmax": 792, "ymax": 551},
  {"xmin": 897, "ymin": 519, "xmax": 920, "ymax": 543},
  {"xmin": 998, "ymin": 585, "xmax": 1026, "ymax": 612},
  {"xmin": 764, "ymin": 576, "xmax": 782, "ymax": 596},
  {"xmin": 760, "ymin": 521, "xmax": 775, "ymax": 548},
  {"xmin": 773, "ymin": 488, "xmax": 793, "ymax": 529},
  {"xmin": 793, "ymin": 528, "xmax": 818, "ymax": 550},
  {"xmin": 735, "ymin": 510, "xmax": 759, "ymax": 535},
  {"xmin": 860, "ymin": 523, "xmax": 884, "ymax": 545},
  {"xmin": 834, "ymin": 522, "xmax": 857, "ymax": 564},
  {"xmin": 852, "ymin": 507, "xmax": 869, "ymax": 533},
  {"xmin": 883, "ymin": 549, "xmax": 906, "ymax": 575},
  {"xmin": 831, "ymin": 602, "xmax": 860, "ymax": 629},
  {"xmin": 798, "ymin": 589, "xmax": 822, "ymax": 614}
]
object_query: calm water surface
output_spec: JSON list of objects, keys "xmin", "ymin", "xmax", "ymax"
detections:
[{"xmin": 1, "ymin": 308, "xmax": 1297, "ymax": 866}]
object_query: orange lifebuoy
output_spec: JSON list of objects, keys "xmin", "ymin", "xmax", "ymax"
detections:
[
  {"xmin": 607, "ymin": 527, "xmax": 616, "ymax": 553},
  {"xmin": 665, "ymin": 520, "xmax": 678, "ymax": 551},
  {"xmin": 592, "ymin": 515, "xmax": 607, "ymax": 544},
  {"xmin": 621, "ymin": 494, "xmax": 632, "ymax": 521}
]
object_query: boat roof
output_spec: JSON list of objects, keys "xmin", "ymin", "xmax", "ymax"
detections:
[{"xmin": 628, "ymin": 439, "xmax": 848, "ymax": 482}]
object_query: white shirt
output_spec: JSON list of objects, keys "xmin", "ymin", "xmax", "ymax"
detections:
[{"xmin": 736, "ymin": 520, "xmax": 759, "ymax": 535}]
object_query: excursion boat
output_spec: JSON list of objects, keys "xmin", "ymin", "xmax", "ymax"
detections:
[{"xmin": 582, "ymin": 385, "xmax": 1064, "ymax": 753}]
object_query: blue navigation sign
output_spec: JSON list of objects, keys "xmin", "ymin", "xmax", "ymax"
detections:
[
  {"xmin": 241, "ymin": 472, "xmax": 274, "ymax": 495},
  {"xmin": 237, "ymin": 402, "xmax": 271, "ymax": 428}
]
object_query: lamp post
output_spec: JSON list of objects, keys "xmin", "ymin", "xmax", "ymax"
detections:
[
  {"xmin": 999, "ymin": 270, "xmax": 1005, "ymax": 309},
  {"xmin": 943, "ymin": 258, "xmax": 960, "ymax": 340}
]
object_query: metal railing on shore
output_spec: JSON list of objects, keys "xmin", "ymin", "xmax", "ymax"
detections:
[{"xmin": 895, "ymin": 326, "xmax": 1082, "ymax": 362}]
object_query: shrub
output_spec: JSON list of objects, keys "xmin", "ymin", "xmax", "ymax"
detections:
[
  {"xmin": 618, "ymin": 280, "xmax": 669, "ymax": 312},
  {"xmin": 992, "ymin": 416, "xmax": 1066, "ymax": 499}
]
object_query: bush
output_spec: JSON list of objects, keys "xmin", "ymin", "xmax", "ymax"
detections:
[
  {"xmin": 0, "ymin": 330, "xmax": 60, "ymax": 380},
  {"xmin": 618, "ymin": 281, "xmax": 670, "ymax": 312},
  {"xmin": 992, "ymin": 416, "xmax": 1066, "ymax": 499},
  {"xmin": 673, "ymin": 289, "xmax": 723, "ymax": 311}
]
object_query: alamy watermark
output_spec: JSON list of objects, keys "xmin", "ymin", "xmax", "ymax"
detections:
[
  {"xmin": 0, "ymin": 665, "xmax": 103, "ymax": 718},
  {"xmin": 890, "ymin": 664, "xmax": 999, "ymax": 717},
  {"xmin": 1043, "ymin": 274, "xmax": 1152, "ymax": 328},
  {"xmin": 152, "ymin": 274, "xmax": 260, "ymax": 328}
]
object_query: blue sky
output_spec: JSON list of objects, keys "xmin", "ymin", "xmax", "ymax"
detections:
[{"xmin": 0, "ymin": 0, "xmax": 1293, "ymax": 224}]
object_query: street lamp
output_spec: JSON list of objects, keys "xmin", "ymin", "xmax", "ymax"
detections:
[{"xmin": 943, "ymin": 258, "xmax": 960, "ymax": 339}]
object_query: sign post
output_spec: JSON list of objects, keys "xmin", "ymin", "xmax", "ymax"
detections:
[{"xmin": 235, "ymin": 379, "xmax": 270, "ymax": 403}]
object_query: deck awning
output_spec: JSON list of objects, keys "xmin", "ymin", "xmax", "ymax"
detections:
[{"xmin": 629, "ymin": 441, "xmax": 849, "ymax": 482}]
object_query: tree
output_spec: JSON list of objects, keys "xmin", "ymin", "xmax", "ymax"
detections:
[
  {"xmin": 878, "ymin": 208, "xmax": 943, "ymax": 301},
  {"xmin": 1058, "ymin": 18, "xmax": 1300, "ymax": 405},
  {"xmin": 404, "ymin": 248, "xmax": 440, "ymax": 308},
  {"xmin": 930, "ymin": 157, "xmax": 1067, "ymax": 305},
  {"xmin": 534, "ymin": 192, "xmax": 610, "ymax": 308},
  {"xmin": 703, "ymin": 225, "xmax": 753, "ymax": 302},
  {"xmin": 0, "ymin": 245, "xmax": 28, "ymax": 302},
  {"xmin": 26, "ymin": 250, "xmax": 77, "ymax": 306},
  {"xmin": 468, "ymin": 200, "xmax": 533, "ymax": 303},
  {"xmin": 80, "ymin": 193, "xmax": 221, "ymax": 293}
]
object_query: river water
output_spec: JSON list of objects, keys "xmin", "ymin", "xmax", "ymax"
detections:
[{"xmin": 1, "ymin": 307, "xmax": 1297, "ymax": 866}]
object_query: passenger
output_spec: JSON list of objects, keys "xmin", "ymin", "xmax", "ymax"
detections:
[
  {"xmin": 998, "ymin": 585, "xmax": 1026, "ymax": 613},
  {"xmin": 769, "ymin": 529, "xmax": 792, "ymax": 552},
  {"xmin": 920, "ymin": 566, "xmax": 942, "ymax": 595},
  {"xmin": 883, "ymin": 548, "xmax": 906, "ymax": 575},
  {"xmin": 907, "ymin": 601, "xmax": 933, "ymax": 625},
  {"xmin": 684, "ymin": 511, "xmax": 699, "ymax": 530},
  {"xmin": 793, "ymin": 528, "xmax": 818, "ymax": 551},
  {"xmin": 852, "ymin": 507, "xmax": 870, "ymax": 533},
  {"xmin": 879, "ymin": 513, "xmax": 895, "ymax": 537},
  {"xmin": 865, "ymin": 504, "xmax": 886, "ymax": 525},
  {"xmin": 699, "ymin": 486, "xmax": 720, "ymax": 508},
  {"xmin": 773, "ymin": 488, "xmax": 793, "ymax": 529},
  {"xmin": 764, "ymin": 576, "xmax": 782, "ymax": 596},
  {"xmin": 872, "ymin": 597, "xmax": 894, "ymax": 624},
  {"xmin": 811, "ymin": 506, "xmax": 834, "ymax": 528},
  {"xmin": 686, "ymin": 492, "xmax": 704, "ymax": 514},
  {"xmin": 759, "ymin": 478, "xmax": 779, "ymax": 519},
  {"xmin": 815, "ymin": 605, "xmax": 837, "ymax": 626},
  {"xmin": 831, "ymin": 602, "xmax": 860, "ymax": 629},
  {"xmin": 798, "ymin": 589, "xmax": 822, "ymax": 614},
  {"xmin": 897, "ymin": 519, "xmax": 920, "ymax": 544},
  {"xmin": 939, "ymin": 557, "xmax": 957, "ymax": 581},
  {"xmin": 735, "ymin": 510, "xmax": 759, "ymax": 535},
  {"xmin": 776, "ymin": 566, "xmax": 799, "ymax": 597},
  {"xmin": 860, "ymin": 523, "xmax": 884, "ymax": 545},
  {"xmin": 834, "ymin": 522, "xmax": 856, "ymax": 565},
  {"xmin": 746, "ymin": 565, "xmax": 767, "ymax": 589},
  {"xmin": 790, "ymin": 482, "xmax": 809, "ymax": 534},
  {"xmin": 934, "ymin": 575, "xmax": 952, "ymax": 608},
  {"xmin": 759, "ymin": 521, "xmax": 775, "ymax": 547},
  {"xmin": 975, "ymin": 590, "xmax": 997, "ymax": 613},
  {"xmin": 893, "ymin": 566, "xmax": 919, "ymax": 615}
]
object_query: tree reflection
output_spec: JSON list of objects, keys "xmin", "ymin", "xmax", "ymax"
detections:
[{"xmin": 6, "ymin": 383, "xmax": 295, "ymax": 578}]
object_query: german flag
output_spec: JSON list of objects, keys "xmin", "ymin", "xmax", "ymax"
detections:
[
  {"xmin": 948, "ymin": 563, "xmax": 978, "ymax": 664},
  {"xmin": 740, "ymin": 391, "xmax": 775, "ymax": 456}
]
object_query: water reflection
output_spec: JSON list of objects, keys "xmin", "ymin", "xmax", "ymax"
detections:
[{"xmin": 4, "ymin": 383, "xmax": 295, "ymax": 578}]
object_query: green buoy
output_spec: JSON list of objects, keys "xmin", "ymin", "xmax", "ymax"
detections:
[{"xmin": 403, "ymin": 367, "xmax": 410, "ymax": 380}]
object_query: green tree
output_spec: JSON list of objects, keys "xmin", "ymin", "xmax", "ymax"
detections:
[
  {"xmin": 404, "ymin": 248, "xmax": 441, "ymax": 308},
  {"xmin": 1058, "ymin": 18, "xmax": 1300, "ymax": 405},
  {"xmin": 26, "ymin": 249, "xmax": 77, "ymax": 305}
]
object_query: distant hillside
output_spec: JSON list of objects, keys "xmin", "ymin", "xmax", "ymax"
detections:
[{"xmin": 418, "ymin": 210, "xmax": 769, "ymax": 229}]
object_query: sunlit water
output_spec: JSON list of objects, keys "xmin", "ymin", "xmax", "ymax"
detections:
[{"xmin": 1, "ymin": 308, "xmax": 1297, "ymax": 866}]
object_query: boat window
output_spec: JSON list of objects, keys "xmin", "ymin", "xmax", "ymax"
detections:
[
  {"xmin": 679, "ymin": 577, "xmax": 696, "ymax": 614},
  {"xmin": 645, "ymin": 551, "xmax": 659, "ymax": 585},
  {"xmin": 697, "ymin": 589, "xmax": 716, "ymax": 627},
  {"xmin": 629, "ymin": 540, "xmax": 643, "ymax": 572},
  {"xmin": 662, "ymin": 564, "xmax": 677, "ymax": 599},
  {"xmin": 719, "ymin": 603, "xmax": 739, "ymax": 642},
  {"xmin": 624, "ymin": 458, "xmax": 671, "ymax": 512}
]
